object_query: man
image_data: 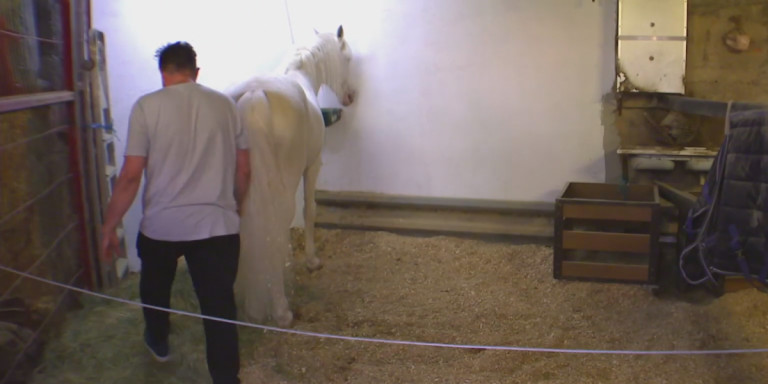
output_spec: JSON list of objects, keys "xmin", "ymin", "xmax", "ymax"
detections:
[{"xmin": 100, "ymin": 41, "xmax": 250, "ymax": 384}]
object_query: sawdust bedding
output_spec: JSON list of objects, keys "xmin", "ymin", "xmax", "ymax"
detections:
[{"xmin": 32, "ymin": 228, "xmax": 768, "ymax": 384}]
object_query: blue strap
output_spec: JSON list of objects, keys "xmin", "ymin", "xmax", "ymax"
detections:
[
  {"xmin": 702, "ymin": 235, "xmax": 715, "ymax": 248},
  {"xmin": 729, "ymin": 225, "xmax": 755, "ymax": 284},
  {"xmin": 759, "ymin": 248, "xmax": 768, "ymax": 283},
  {"xmin": 728, "ymin": 225, "xmax": 768, "ymax": 290},
  {"xmin": 702, "ymin": 183, "xmax": 712, "ymax": 205},
  {"xmin": 737, "ymin": 255, "xmax": 753, "ymax": 280},
  {"xmin": 684, "ymin": 211, "xmax": 695, "ymax": 238},
  {"xmin": 619, "ymin": 178, "xmax": 629, "ymax": 201},
  {"xmin": 728, "ymin": 225, "xmax": 741, "ymax": 251},
  {"xmin": 759, "ymin": 241, "xmax": 768, "ymax": 284},
  {"xmin": 734, "ymin": 253, "xmax": 768, "ymax": 293},
  {"xmin": 90, "ymin": 122, "xmax": 113, "ymax": 131}
]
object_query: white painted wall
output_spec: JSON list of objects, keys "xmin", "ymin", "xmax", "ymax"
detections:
[
  {"xmin": 92, "ymin": 0, "xmax": 295, "ymax": 270},
  {"xmin": 92, "ymin": 0, "xmax": 616, "ymax": 270},
  {"xmin": 288, "ymin": 0, "xmax": 617, "ymax": 201}
]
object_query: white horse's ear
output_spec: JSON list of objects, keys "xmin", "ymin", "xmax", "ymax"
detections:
[
  {"xmin": 314, "ymin": 28, "xmax": 319, "ymax": 35},
  {"xmin": 337, "ymin": 25, "xmax": 344, "ymax": 40}
]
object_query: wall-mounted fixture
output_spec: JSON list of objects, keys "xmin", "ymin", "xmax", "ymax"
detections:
[
  {"xmin": 723, "ymin": 15, "xmax": 750, "ymax": 53},
  {"xmin": 616, "ymin": 0, "xmax": 687, "ymax": 94}
]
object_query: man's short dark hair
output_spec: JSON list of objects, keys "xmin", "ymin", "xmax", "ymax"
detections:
[{"xmin": 155, "ymin": 41, "xmax": 197, "ymax": 73}]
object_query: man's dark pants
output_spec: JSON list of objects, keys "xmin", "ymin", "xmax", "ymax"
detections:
[{"xmin": 137, "ymin": 232, "xmax": 240, "ymax": 384}]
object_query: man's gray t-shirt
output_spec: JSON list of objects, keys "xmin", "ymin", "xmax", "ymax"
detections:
[{"xmin": 125, "ymin": 82, "xmax": 249, "ymax": 241}]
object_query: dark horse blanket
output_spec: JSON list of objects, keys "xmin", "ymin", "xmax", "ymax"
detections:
[{"xmin": 681, "ymin": 107, "xmax": 768, "ymax": 289}]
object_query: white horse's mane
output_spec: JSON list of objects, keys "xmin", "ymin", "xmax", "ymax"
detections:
[{"xmin": 281, "ymin": 33, "xmax": 347, "ymax": 94}]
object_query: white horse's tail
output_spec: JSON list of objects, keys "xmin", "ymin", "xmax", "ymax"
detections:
[{"xmin": 233, "ymin": 89, "xmax": 294, "ymax": 326}]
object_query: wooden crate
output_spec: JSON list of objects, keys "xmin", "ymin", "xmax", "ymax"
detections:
[{"xmin": 554, "ymin": 182, "xmax": 661, "ymax": 285}]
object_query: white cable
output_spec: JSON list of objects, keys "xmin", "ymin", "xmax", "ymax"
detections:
[
  {"xmin": 283, "ymin": 0, "xmax": 295, "ymax": 45},
  {"xmin": 3, "ymin": 264, "xmax": 768, "ymax": 355}
]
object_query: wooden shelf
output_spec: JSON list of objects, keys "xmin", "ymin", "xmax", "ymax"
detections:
[{"xmin": 659, "ymin": 95, "xmax": 766, "ymax": 118}]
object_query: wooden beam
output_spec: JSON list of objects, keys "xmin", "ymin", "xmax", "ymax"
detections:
[
  {"xmin": 655, "ymin": 181, "xmax": 698, "ymax": 213},
  {"xmin": 659, "ymin": 95, "xmax": 766, "ymax": 118}
]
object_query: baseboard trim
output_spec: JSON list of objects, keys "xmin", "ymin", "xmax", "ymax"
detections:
[
  {"xmin": 314, "ymin": 190, "xmax": 554, "ymax": 240},
  {"xmin": 315, "ymin": 190, "xmax": 554, "ymax": 213}
]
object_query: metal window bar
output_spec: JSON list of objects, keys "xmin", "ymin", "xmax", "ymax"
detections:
[
  {"xmin": 0, "ymin": 124, "xmax": 68, "ymax": 152},
  {"xmin": 0, "ymin": 28, "xmax": 64, "ymax": 44},
  {"xmin": 0, "ymin": 1, "xmax": 96, "ymax": 295},
  {"xmin": 0, "ymin": 173, "xmax": 73, "ymax": 228},
  {"xmin": 65, "ymin": 0, "xmax": 98, "ymax": 291},
  {"xmin": 0, "ymin": 92, "xmax": 75, "ymax": 114},
  {"xmin": 0, "ymin": 269, "xmax": 83, "ymax": 384},
  {"xmin": 0, "ymin": 8, "xmax": 97, "ymax": 381},
  {"xmin": 0, "ymin": 220, "xmax": 79, "ymax": 301}
]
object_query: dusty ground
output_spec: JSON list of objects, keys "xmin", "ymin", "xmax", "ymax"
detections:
[{"xmin": 32, "ymin": 228, "xmax": 768, "ymax": 384}]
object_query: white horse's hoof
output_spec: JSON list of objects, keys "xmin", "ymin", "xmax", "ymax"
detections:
[
  {"xmin": 306, "ymin": 257, "xmax": 323, "ymax": 272},
  {"xmin": 275, "ymin": 310, "xmax": 293, "ymax": 328}
]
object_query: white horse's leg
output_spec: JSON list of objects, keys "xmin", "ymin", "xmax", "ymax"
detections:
[
  {"xmin": 269, "ymin": 227, "xmax": 294, "ymax": 328},
  {"xmin": 303, "ymin": 158, "xmax": 323, "ymax": 271}
]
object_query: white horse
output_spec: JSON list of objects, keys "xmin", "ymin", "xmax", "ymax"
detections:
[{"xmin": 226, "ymin": 26, "xmax": 355, "ymax": 327}]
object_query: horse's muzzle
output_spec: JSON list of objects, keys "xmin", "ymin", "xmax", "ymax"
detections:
[{"xmin": 342, "ymin": 92, "xmax": 355, "ymax": 106}]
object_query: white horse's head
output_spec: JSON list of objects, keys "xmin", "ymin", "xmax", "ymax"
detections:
[{"xmin": 287, "ymin": 25, "xmax": 355, "ymax": 106}]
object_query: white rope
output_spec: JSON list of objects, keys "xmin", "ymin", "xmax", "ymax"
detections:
[
  {"xmin": 282, "ymin": 0, "xmax": 295, "ymax": 45},
  {"xmin": 3, "ymin": 264, "xmax": 768, "ymax": 355}
]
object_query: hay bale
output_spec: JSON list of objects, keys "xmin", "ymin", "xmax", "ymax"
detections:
[
  {"xmin": 0, "ymin": 321, "xmax": 40, "ymax": 383},
  {"xmin": 0, "ymin": 296, "xmax": 43, "ymax": 384},
  {"xmin": 0, "ymin": 0, "xmax": 41, "ymax": 93},
  {"xmin": 31, "ymin": 0, "xmax": 65, "ymax": 91}
]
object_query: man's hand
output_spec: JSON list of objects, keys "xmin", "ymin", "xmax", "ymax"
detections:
[
  {"xmin": 99, "ymin": 155, "xmax": 146, "ymax": 263},
  {"xmin": 100, "ymin": 226, "xmax": 121, "ymax": 263}
]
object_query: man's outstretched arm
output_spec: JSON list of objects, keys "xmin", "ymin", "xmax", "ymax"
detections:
[{"xmin": 100, "ymin": 155, "xmax": 146, "ymax": 260}]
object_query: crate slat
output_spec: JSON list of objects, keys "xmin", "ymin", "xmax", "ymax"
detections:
[
  {"xmin": 561, "ymin": 204, "xmax": 653, "ymax": 222},
  {"xmin": 561, "ymin": 182, "xmax": 657, "ymax": 202},
  {"xmin": 562, "ymin": 230, "xmax": 650, "ymax": 253},
  {"xmin": 561, "ymin": 261, "xmax": 649, "ymax": 281}
]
